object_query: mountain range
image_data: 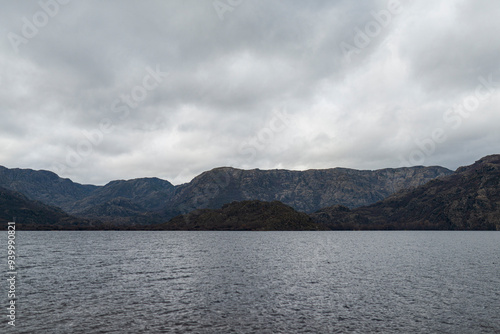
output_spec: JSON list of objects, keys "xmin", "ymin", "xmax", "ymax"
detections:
[
  {"xmin": 1, "ymin": 155, "xmax": 499, "ymax": 230},
  {"xmin": 0, "ymin": 164, "xmax": 451, "ymax": 226}
]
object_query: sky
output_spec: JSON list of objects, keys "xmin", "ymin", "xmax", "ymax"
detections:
[{"xmin": 1, "ymin": 0, "xmax": 499, "ymax": 185}]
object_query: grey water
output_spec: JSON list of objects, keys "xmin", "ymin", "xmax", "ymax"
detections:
[{"xmin": 2, "ymin": 231, "xmax": 499, "ymax": 334}]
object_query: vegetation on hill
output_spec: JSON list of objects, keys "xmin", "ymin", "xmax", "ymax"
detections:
[{"xmin": 154, "ymin": 200, "xmax": 326, "ymax": 231}]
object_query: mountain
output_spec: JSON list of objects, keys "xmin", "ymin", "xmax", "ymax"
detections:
[
  {"xmin": 69, "ymin": 177, "xmax": 175, "ymax": 215},
  {"xmin": 163, "ymin": 166, "xmax": 453, "ymax": 217},
  {"xmin": 154, "ymin": 200, "xmax": 325, "ymax": 231},
  {"xmin": 0, "ymin": 164, "xmax": 452, "ymax": 225},
  {"xmin": 0, "ymin": 166, "xmax": 97, "ymax": 212},
  {"xmin": 310, "ymin": 155, "xmax": 500, "ymax": 230},
  {"xmin": 2, "ymin": 155, "xmax": 498, "ymax": 230},
  {"xmin": 0, "ymin": 186, "xmax": 94, "ymax": 230},
  {"xmin": 0, "ymin": 166, "xmax": 175, "ymax": 220}
]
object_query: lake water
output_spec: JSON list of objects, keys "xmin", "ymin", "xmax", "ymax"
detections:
[{"xmin": 2, "ymin": 231, "xmax": 499, "ymax": 333}]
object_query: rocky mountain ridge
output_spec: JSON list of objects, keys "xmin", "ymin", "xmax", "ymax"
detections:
[
  {"xmin": 310, "ymin": 155, "xmax": 500, "ymax": 230},
  {"xmin": 2, "ymin": 155, "xmax": 499, "ymax": 230},
  {"xmin": 165, "ymin": 166, "xmax": 453, "ymax": 216},
  {"xmin": 0, "ymin": 164, "xmax": 452, "ymax": 224},
  {"xmin": 0, "ymin": 166, "xmax": 97, "ymax": 211}
]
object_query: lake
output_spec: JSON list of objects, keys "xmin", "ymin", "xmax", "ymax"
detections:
[{"xmin": 2, "ymin": 231, "xmax": 499, "ymax": 333}]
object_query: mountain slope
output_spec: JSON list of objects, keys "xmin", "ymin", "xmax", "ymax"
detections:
[
  {"xmin": 311, "ymin": 155, "xmax": 500, "ymax": 230},
  {"xmin": 0, "ymin": 166, "xmax": 97, "ymax": 211},
  {"xmin": 69, "ymin": 177, "xmax": 175, "ymax": 215},
  {"xmin": 154, "ymin": 200, "xmax": 325, "ymax": 231},
  {"xmin": 0, "ymin": 164, "xmax": 453, "ymax": 225},
  {"xmin": 0, "ymin": 186, "xmax": 93, "ymax": 229},
  {"xmin": 0, "ymin": 166, "xmax": 175, "ymax": 219},
  {"xmin": 164, "ymin": 166, "xmax": 453, "ymax": 217}
]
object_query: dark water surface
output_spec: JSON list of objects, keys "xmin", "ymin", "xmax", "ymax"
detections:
[{"xmin": 2, "ymin": 231, "xmax": 499, "ymax": 333}]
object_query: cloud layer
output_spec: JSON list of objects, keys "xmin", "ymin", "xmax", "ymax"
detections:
[{"xmin": 1, "ymin": 0, "xmax": 499, "ymax": 185}]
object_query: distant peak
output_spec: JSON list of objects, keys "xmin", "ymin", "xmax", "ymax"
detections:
[{"xmin": 104, "ymin": 177, "xmax": 173, "ymax": 187}]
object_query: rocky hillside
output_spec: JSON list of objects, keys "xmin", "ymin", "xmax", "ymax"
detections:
[
  {"xmin": 0, "ymin": 166, "xmax": 175, "ymax": 218},
  {"xmin": 0, "ymin": 186, "xmax": 94, "ymax": 230},
  {"xmin": 311, "ymin": 155, "xmax": 500, "ymax": 230},
  {"xmin": 69, "ymin": 177, "xmax": 175, "ymax": 215},
  {"xmin": 154, "ymin": 200, "xmax": 325, "ymax": 231},
  {"xmin": 0, "ymin": 164, "xmax": 452, "ymax": 224},
  {"xmin": 164, "ymin": 166, "xmax": 453, "ymax": 216},
  {"xmin": 0, "ymin": 166, "xmax": 97, "ymax": 211},
  {"xmin": 2, "ymin": 155, "xmax": 498, "ymax": 230}
]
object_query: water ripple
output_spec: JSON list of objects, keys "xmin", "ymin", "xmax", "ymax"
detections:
[{"xmin": 1, "ymin": 231, "xmax": 499, "ymax": 333}]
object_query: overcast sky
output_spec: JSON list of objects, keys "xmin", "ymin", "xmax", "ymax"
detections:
[{"xmin": 1, "ymin": 0, "xmax": 499, "ymax": 185}]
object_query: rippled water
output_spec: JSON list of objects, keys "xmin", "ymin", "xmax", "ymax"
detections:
[{"xmin": 2, "ymin": 231, "xmax": 499, "ymax": 333}]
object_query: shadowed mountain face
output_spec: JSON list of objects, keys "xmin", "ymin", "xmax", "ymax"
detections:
[
  {"xmin": 311, "ymin": 155, "xmax": 500, "ymax": 230},
  {"xmin": 0, "ymin": 164, "xmax": 452, "ymax": 225},
  {"xmin": 0, "ymin": 186, "xmax": 92, "ymax": 229},
  {"xmin": 155, "ymin": 200, "xmax": 326, "ymax": 231},
  {"xmin": 0, "ymin": 168, "xmax": 175, "ymax": 218},
  {"xmin": 0, "ymin": 166, "xmax": 97, "ymax": 211},
  {"xmin": 69, "ymin": 177, "xmax": 175, "ymax": 217}
]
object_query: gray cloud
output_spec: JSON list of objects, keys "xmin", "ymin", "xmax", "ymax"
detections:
[{"xmin": 1, "ymin": 0, "xmax": 499, "ymax": 185}]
